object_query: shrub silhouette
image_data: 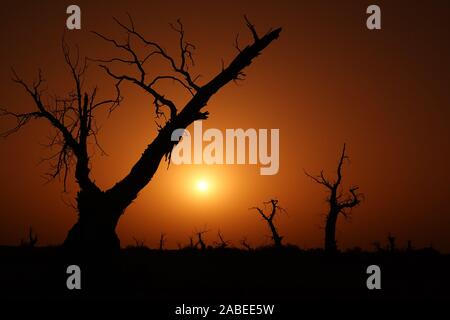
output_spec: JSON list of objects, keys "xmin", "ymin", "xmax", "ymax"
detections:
[{"xmin": 20, "ymin": 227, "xmax": 38, "ymax": 248}]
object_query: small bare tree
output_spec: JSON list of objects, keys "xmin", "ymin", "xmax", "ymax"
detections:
[
  {"xmin": 240, "ymin": 237, "xmax": 253, "ymax": 251},
  {"xmin": 305, "ymin": 144, "xmax": 363, "ymax": 253},
  {"xmin": 407, "ymin": 240, "xmax": 413, "ymax": 252},
  {"xmin": 251, "ymin": 199, "xmax": 286, "ymax": 249},
  {"xmin": 387, "ymin": 233, "xmax": 396, "ymax": 252},
  {"xmin": 132, "ymin": 237, "xmax": 146, "ymax": 248},
  {"xmin": 20, "ymin": 227, "xmax": 38, "ymax": 247},
  {"xmin": 188, "ymin": 236, "xmax": 195, "ymax": 249},
  {"xmin": 159, "ymin": 233, "xmax": 166, "ymax": 251},
  {"xmin": 195, "ymin": 229, "xmax": 209, "ymax": 251},
  {"xmin": 372, "ymin": 241, "xmax": 382, "ymax": 252},
  {"xmin": 214, "ymin": 230, "xmax": 231, "ymax": 249}
]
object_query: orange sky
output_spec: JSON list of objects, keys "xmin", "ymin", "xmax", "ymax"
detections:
[{"xmin": 0, "ymin": 0, "xmax": 449, "ymax": 251}]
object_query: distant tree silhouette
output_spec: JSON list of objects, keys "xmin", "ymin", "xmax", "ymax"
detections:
[
  {"xmin": 214, "ymin": 230, "xmax": 231, "ymax": 249},
  {"xmin": 20, "ymin": 227, "xmax": 38, "ymax": 248},
  {"xmin": 159, "ymin": 233, "xmax": 166, "ymax": 251},
  {"xmin": 0, "ymin": 15, "xmax": 281, "ymax": 251},
  {"xmin": 372, "ymin": 241, "xmax": 382, "ymax": 252},
  {"xmin": 132, "ymin": 237, "xmax": 146, "ymax": 248},
  {"xmin": 195, "ymin": 229, "xmax": 209, "ymax": 251},
  {"xmin": 305, "ymin": 144, "xmax": 363, "ymax": 253},
  {"xmin": 188, "ymin": 236, "xmax": 195, "ymax": 249},
  {"xmin": 407, "ymin": 240, "xmax": 413, "ymax": 252},
  {"xmin": 251, "ymin": 199, "xmax": 286, "ymax": 249},
  {"xmin": 240, "ymin": 237, "xmax": 253, "ymax": 251},
  {"xmin": 387, "ymin": 232, "xmax": 396, "ymax": 252}
]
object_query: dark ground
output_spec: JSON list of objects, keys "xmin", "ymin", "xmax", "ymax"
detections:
[{"xmin": 0, "ymin": 246, "xmax": 449, "ymax": 316}]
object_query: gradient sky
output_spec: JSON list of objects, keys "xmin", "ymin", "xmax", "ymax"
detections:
[{"xmin": 0, "ymin": 0, "xmax": 449, "ymax": 251}]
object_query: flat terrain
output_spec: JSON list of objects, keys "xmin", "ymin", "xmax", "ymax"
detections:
[{"xmin": 0, "ymin": 246, "xmax": 448, "ymax": 315}]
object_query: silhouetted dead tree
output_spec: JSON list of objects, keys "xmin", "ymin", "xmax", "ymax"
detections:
[
  {"xmin": 251, "ymin": 199, "xmax": 286, "ymax": 249},
  {"xmin": 387, "ymin": 233, "xmax": 396, "ymax": 252},
  {"xmin": 304, "ymin": 144, "xmax": 363, "ymax": 253},
  {"xmin": 132, "ymin": 237, "xmax": 146, "ymax": 248},
  {"xmin": 240, "ymin": 237, "xmax": 253, "ymax": 251},
  {"xmin": 1, "ymin": 15, "xmax": 281, "ymax": 251},
  {"xmin": 214, "ymin": 230, "xmax": 231, "ymax": 249},
  {"xmin": 159, "ymin": 233, "xmax": 166, "ymax": 251},
  {"xmin": 407, "ymin": 240, "xmax": 413, "ymax": 252},
  {"xmin": 188, "ymin": 236, "xmax": 195, "ymax": 249},
  {"xmin": 372, "ymin": 241, "xmax": 382, "ymax": 252},
  {"xmin": 195, "ymin": 229, "xmax": 209, "ymax": 251},
  {"xmin": 20, "ymin": 227, "xmax": 38, "ymax": 247}
]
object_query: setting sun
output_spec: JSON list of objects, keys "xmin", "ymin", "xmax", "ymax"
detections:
[{"xmin": 196, "ymin": 180, "xmax": 209, "ymax": 192}]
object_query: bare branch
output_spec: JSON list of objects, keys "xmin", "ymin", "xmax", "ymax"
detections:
[
  {"xmin": 244, "ymin": 15, "xmax": 259, "ymax": 41},
  {"xmin": 303, "ymin": 169, "xmax": 333, "ymax": 190},
  {"xmin": 339, "ymin": 186, "xmax": 362, "ymax": 210},
  {"xmin": 234, "ymin": 33, "xmax": 242, "ymax": 52},
  {"xmin": 97, "ymin": 58, "xmax": 178, "ymax": 120},
  {"xmin": 148, "ymin": 75, "xmax": 194, "ymax": 96},
  {"xmin": 334, "ymin": 143, "xmax": 348, "ymax": 189},
  {"xmin": 3, "ymin": 41, "xmax": 120, "ymax": 192},
  {"xmin": 0, "ymin": 108, "xmax": 43, "ymax": 137},
  {"xmin": 111, "ymin": 15, "xmax": 200, "ymax": 90},
  {"xmin": 250, "ymin": 206, "xmax": 269, "ymax": 221}
]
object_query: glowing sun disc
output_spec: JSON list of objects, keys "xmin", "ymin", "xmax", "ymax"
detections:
[{"xmin": 197, "ymin": 180, "xmax": 209, "ymax": 192}]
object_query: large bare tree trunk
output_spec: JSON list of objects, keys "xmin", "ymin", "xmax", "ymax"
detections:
[
  {"xmin": 65, "ymin": 19, "xmax": 281, "ymax": 251},
  {"xmin": 324, "ymin": 208, "xmax": 338, "ymax": 253},
  {"xmin": 64, "ymin": 190, "xmax": 122, "ymax": 250},
  {"xmin": 266, "ymin": 218, "xmax": 283, "ymax": 249},
  {"xmin": 2, "ymin": 17, "xmax": 281, "ymax": 252}
]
